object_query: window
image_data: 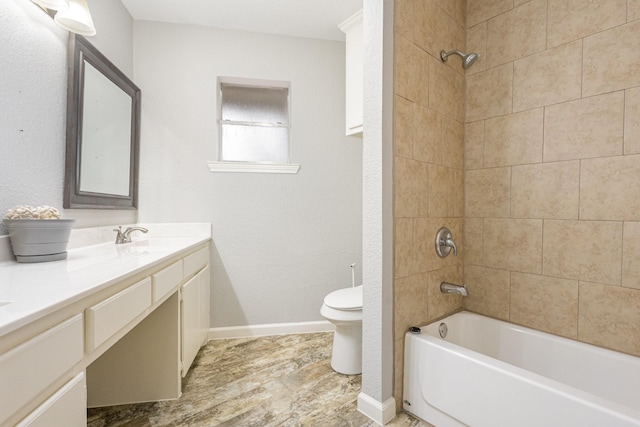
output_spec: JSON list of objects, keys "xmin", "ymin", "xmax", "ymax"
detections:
[{"xmin": 208, "ymin": 77, "xmax": 299, "ymax": 173}]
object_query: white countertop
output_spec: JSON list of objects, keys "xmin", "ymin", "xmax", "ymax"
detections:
[{"xmin": 0, "ymin": 223, "xmax": 211, "ymax": 338}]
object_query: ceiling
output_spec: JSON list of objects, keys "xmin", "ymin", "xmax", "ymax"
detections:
[{"xmin": 119, "ymin": 0, "xmax": 362, "ymax": 41}]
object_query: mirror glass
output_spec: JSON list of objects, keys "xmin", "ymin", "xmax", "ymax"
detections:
[
  {"xmin": 80, "ymin": 61, "xmax": 132, "ymax": 196},
  {"xmin": 64, "ymin": 35, "xmax": 141, "ymax": 209}
]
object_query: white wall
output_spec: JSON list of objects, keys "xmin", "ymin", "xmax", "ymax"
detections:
[
  {"xmin": 85, "ymin": 0, "xmax": 133, "ymax": 78},
  {"xmin": 134, "ymin": 21, "xmax": 363, "ymax": 327},
  {"xmin": 0, "ymin": 0, "xmax": 135, "ymax": 234}
]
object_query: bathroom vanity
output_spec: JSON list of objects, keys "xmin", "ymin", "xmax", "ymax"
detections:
[{"xmin": 0, "ymin": 223, "xmax": 211, "ymax": 426}]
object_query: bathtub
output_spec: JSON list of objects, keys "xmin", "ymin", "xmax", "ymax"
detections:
[{"xmin": 403, "ymin": 311, "xmax": 640, "ymax": 427}]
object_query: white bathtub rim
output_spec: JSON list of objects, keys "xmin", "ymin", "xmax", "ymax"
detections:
[
  {"xmin": 424, "ymin": 312, "xmax": 640, "ymax": 366},
  {"xmin": 417, "ymin": 337, "xmax": 640, "ymax": 425}
]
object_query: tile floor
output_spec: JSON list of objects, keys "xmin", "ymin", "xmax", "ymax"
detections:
[{"xmin": 87, "ymin": 332, "xmax": 433, "ymax": 426}]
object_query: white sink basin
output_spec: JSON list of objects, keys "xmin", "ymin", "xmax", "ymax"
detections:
[{"xmin": 0, "ymin": 301, "xmax": 12, "ymax": 308}]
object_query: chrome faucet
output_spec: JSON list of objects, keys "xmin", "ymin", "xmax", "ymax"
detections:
[
  {"xmin": 113, "ymin": 226, "xmax": 149, "ymax": 244},
  {"xmin": 440, "ymin": 282, "xmax": 468, "ymax": 296}
]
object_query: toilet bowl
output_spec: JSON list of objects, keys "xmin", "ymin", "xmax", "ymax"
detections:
[{"xmin": 320, "ymin": 285, "xmax": 363, "ymax": 375}]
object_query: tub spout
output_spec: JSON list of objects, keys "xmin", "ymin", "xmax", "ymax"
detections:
[{"xmin": 440, "ymin": 282, "xmax": 468, "ymax": 296}]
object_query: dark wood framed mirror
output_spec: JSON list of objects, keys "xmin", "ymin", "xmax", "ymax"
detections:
[{"xmin": 64, "ymin": 35, "xmax": 141, "ymax": 209}]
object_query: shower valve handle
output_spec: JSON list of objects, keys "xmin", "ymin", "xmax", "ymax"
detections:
[
  {"xmin": 442, "ymin": 238, "xmax": 458, "ymax": 255},
  {"xmin": 435, "ymin": 227, "xmax": 458, "ymax": 258}
]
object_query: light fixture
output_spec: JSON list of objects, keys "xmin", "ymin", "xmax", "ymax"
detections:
[
  {"xmin": 54, "ymin": 0, "xmax": 96, "ymax": 36},
  {"xmin": 30, "ymin": 0, "xmax": 97, "ymax": 36},
  {"xmin": 30, "ymin": 0, "xmax": 69, "ymax": 11}
]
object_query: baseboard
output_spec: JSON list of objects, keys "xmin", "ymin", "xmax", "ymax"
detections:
[
  {"xmin": 357, "ymin": 393, "xmax": 396, "ymax": 425},
  {"xmin": 208, "ymin": 320, "xmax": 334, "ymax": 340}
]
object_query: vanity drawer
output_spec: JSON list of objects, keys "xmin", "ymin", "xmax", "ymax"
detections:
[
  {"xmin": 183, "ymin": 247, "xmax": 208, "ymax": 279},
  {"xmin": 152, "ymin": 260, "xmax": 182, "ymax": 303},
  {"xmin": 0, "ymin": 314, "xmax": 83, "ymax": 426},
  {"xmin": 86, "ymin": 277, "xmax": 152, "ymax": 352}
]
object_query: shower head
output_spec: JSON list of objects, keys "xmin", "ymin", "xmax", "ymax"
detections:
[
  {"xmin": 440, "ymin": 50, "xmax": 479, "ymax": 70},
  {"xmin": 462, "ymin": 52, "xmax": 479, "ymax": 69}
]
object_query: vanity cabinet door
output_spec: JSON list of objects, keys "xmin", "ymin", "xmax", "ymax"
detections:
[
  {"xmin": 16, "ymin": 373, "xmax": 86, "ymax": 427},
  {"xmin": 181, "ymin": 275, "xmax": 200, "ymax": 377}
]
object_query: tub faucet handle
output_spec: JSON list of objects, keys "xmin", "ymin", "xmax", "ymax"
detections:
[
  {"xmin": 444, "ymin": 237, "xmax": 457, "ymax": 255},
  {"xmin": 435, "ymin": 227, "xmax": 458, "ymax": 257}
]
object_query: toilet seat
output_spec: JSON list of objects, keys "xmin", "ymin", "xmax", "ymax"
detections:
[{"xmin": 324, "ymin": 285, "xmax": 362, "ymax": 311}]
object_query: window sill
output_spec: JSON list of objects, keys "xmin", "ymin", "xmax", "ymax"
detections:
[{"xmin": 207, "ymin": 161, "xmax": 300, "ymax": 174}]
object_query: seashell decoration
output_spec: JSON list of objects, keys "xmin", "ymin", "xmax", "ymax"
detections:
[{"xmin": 5, "ymin": 205, "xmax": 61, "ymax": 220}]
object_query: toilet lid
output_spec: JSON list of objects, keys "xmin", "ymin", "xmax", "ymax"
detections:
[{"xmin": 324, "ymin": 285, "xmax": 363, "ymax": 310}]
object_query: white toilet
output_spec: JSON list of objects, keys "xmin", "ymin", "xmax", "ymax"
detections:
[{"xmin": 320, "ymin": 285, "xmax": 363, "ymax": 375}]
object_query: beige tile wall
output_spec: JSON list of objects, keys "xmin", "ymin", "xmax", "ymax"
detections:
[
  {"xmin": 393, "ymin": 0, "xmax": 466, "ymax": 412},
  {"xmin": 464, "ymin": 0, "xmax": 640, "ymax": 358},
  {"xmin": 393, "ymin": 0, "xmax": 640, "ymax": 413}
]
